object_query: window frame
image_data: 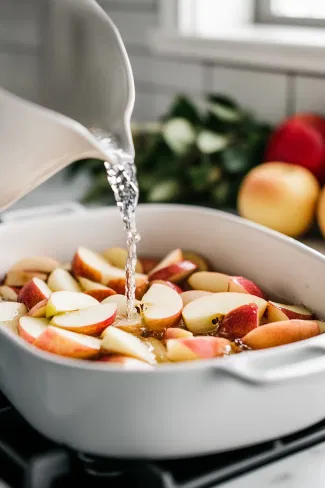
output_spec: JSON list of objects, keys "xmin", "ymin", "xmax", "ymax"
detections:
[{"xmin": 256, "ymin": 0, "xmax": 325, "ymax": 28}]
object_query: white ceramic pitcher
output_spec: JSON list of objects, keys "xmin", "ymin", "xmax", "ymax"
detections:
[{"xmin": 0, "ymin": 0, "xmax": 135, "ymax": 212}]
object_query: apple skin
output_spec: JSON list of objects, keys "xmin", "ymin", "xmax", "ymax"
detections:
[
  {"xmin": 97, "ymin": 354, "xmax": 153, "ymax": 369},
  {"xmin": 182, "ymin": 251, "xmax": 210, "ymax": 272},
  {"xmin": 218, "ymin": 303, "xmax": 259, "ymax": 340},
  {"xmin": 164, "ymin": 327, "xmax": 193, "ymax": 340},
  {"xmin": 267, "ymin": 301, "xmax": 313, "ymax": 323},
  {"xmin": 85, "ymin": 288, "xmax": 117, "ymax": 302},
  {"xmin": 242, "ymin": 319, "xmax": 320, "ymax": 349},
  {"xmin": 166, "ymin": 336, "xmax": 232, "ymax": 362},
  {"xmin": 27, "ymin": 299, "xmax": 48, "ymax": 318},
  {"xmin": 148, "ymin": 248, "xmax": 183, "ymax": 277},
  {"xmin": 228, "ymin": 276, "xmax": 265, "ymax": 299},
  {"xmin": 150, "ymin": 280, "xmax": 183, "ymax": 294},
  {"xmin": 237, "ymin": 162, "xmax": 320, "ymax": 238},
  {"xmin": 72, "ymin": 247, "xmax": 111, "ymax": 282},
  {"xmin": 148, "ymin": 261, "xmax": 197, "ymax": 284},
  {"xmin": 34, "ymin": 325, "xmax": 101, "ymax": 359},
  {"xmin": 139, "ymin": 257, "xmax": 160, "ymax": 274},
  {"xmin": 188, "ymin": 271, "xmax": 229, "ymax": 293},
  {"xmin": 18, "ymin": 277, "xmax": 52, "ymax": 310},
  {"xmin": 180, "ymin": 290, "xmax": 214, "ymax": 307},
  {"xmin": 316, "ymin": 185, "xmax": 325, "ymax": 240},
  {"xmin": 106, "ymin": 277, "xmax": 148, "ymax": 300}
]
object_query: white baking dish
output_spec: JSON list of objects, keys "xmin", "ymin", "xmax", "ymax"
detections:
[{"xmin": 1, "ymin": 203, "xmax": 325, "ymax": 460}]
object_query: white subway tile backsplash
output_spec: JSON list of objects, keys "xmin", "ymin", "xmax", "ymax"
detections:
[
  {"xmin": 0, "ymin": 0, "xmax": 40, "ymax": 48},
  {"xmin": 129, "ymin": 53, "xmax": 204, "ymax": 92},
  {"xmin": 295, "ymin": 76, "xmax": 325, "ymax": 115},
  {"xmin": 210, "ymin": 66, "xmax": 287, "ymax": 123},
  {"xmin": 101, "ymin": 9, "xmax": 157, "ymax": 46},
  {"xmin": 0, "ymin": 52, "xmax": 40, "ymax": 103}
]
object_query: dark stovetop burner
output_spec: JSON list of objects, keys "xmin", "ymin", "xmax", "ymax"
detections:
[{"xmin": 2, "ymin": 390, "xmax": 325, "ymax": 488}]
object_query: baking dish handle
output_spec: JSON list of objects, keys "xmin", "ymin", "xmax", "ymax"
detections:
[
  {"xmin": 215, "ymin": 342, "xmax": 325, "ymax": 385},
  {"xmin": 0, "ymin": 201, "xmax": 87, "ymax": 223}
]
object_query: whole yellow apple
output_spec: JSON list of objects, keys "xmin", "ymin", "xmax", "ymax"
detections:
[
  {"xmin": 237, "ymin": 162, "xmax": 320, "ymax": 237},
  {"xmin": 316, "ymin": 185, "xmax": 325, "ymax": 239}
]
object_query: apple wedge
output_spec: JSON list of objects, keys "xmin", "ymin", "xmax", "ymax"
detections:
[
  {"xmin": 148, "ymin": 261, "xmax": 197, "ymax": 284},
  {"xmin": 182, "ymin": 251, "xmax": 210, "ymax": 272},
  {"xmin": 102, "ymin": 247, "xmax": 143, "ymax": 273},
  {"xmin": 180, "ymin": 290, "xmax": 213, "ymax": 307},
  {"xmin": 103, "ymin": 314, "xmax": 143, "ymax": 336},
  {"xmin": 267, "ymin": 301, "xmax": 313, "ymax": 323},
  {"xmin": 34, "ymin": 326, "xmax": 101, "ymax": 359},
  {"xmin": 85, "ymin": 289, "xmax": 117, "ymax": 302},
  {"xmin": 47, "ymin": 267, "xmax": 81, "ymax": 293},
  {"xmin": 228, "ymin": 276, "xmax": 265, "ymax": 299},
  {"xmin": 50, "ymin": 303, "xmax": 117, "ymax": 335},
  {"xmin": 78, "ymin": 277, "xmax": 111, "ymax": 292},
  {"xmin": 5, "ymin": 270, "xmax": 48, "ymax": 287},
  {"xmin": 0, "ymin": 285, "xmax": 18, "ymax": 302},
  {"xmin": 101, "ymin": 294, "xmax": 129, "ymax": 317},
  {"xmin": 18, "ymin": 317, "xmax": 49, "ymax": 344},
  {"xmin": 9, "ymin": 256, "xmax": 59, "ymax": 273},
  {"xmin": 188, "ymin": 271, "xmax": 229, "ymax": 293},
  {"xmin": 143, "ymin": 337, "xmax": 169, "ymax": 363},
  {"xmin": 148, "ymin": 248, "xmax": 183, "ymax": 277},
  {"xmin": 141, "ymin": 283, "xmax": 183, "ymax": 331},
  {"xmin": 164, "ymin": 327, "xmax": 193, "ymax": 340},
  {"xmin": 166, "ymin": 337, "xmax": 232, "ymax": 362},
  {"xmin": 45, "ymin": 291, "xmax": 99, "ymax": 318},
  {"xmin": 150, "ymin": 280, "xmax": 183, "ymax": 294},
  {"xmin": 139, "ymin": 257, "xmax": 160, "ymax": 274},
  {"xmin": 0, "ymin": 302, "xmax": 27, "ymax": 334},
  {"xmin": 101, "ymin": 326, "xmax": 155, "ymax": 364},
  {"xmin": 243, "ymin": 320, "xmax": 320, "ymax": 349},
  {"xmin": 106, "ymin": 277, "xmax": 148, "ymax": 300},
  {"xmin": 97, "ymin": 355, "xmax": 153, "ymax": 369},
  {"xmin": 18, "ymin": 277, "xmax": 52, "ymax": 310},
  {"xmin": 27, "ymin": 299, "xmax": 48, "ymax": 318},
  {"xmin": 182, "ymin": 292, "xmax": 267, "ymax": 334},
  {"xmin": 218, "ymin": 303, "xmax": 259, "ymax": 340}
]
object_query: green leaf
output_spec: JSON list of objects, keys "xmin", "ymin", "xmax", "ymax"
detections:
[
  {"xmin": 162, "ymin": 118, "xmax": 196, "ymax": 155},
  {"xmin": 197, "ymin": 131, "xmax": 229, "ymax": 154},
  {"xmin": 148, "ymin": 180, "xmax": 181, "ymax": 202},
  {"xmin": 222, "ymin": 147, "xmax": 251, "ymax": 174},
  {"xmin": 206, "ymin": 94, "xmax": 242, "ymax": 123},
  {"xmin": 164, "ymin": 94, "xmax": 201, "ymax": 125},
  {"xmin": 211, "ymin": 180, "xmax": 231, "ymax": 206}
]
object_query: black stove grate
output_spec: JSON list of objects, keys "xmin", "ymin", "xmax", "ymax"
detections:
[{"xmin": 1, "ymin": 391, "xmax": 325, "ymax": 488}]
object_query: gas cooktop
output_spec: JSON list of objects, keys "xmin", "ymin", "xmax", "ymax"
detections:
[{"xmin": 1, "ymin": 390, "xmax": 325, "ymax": 488}]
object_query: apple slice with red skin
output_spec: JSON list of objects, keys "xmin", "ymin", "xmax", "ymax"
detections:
[
  {"xmin": 182, "ymin": 251, "xmax": 210, "ymax": 271},
  {"xmin": 45, "ymin": 291, "xmax": 99, "ymax": 318},
  {"xmin": 85, "ymin": 289, "xmax": 117, "ymax": 302},
  {"xmin": 218, "ymin": 303, "xmax": 259, "ymax": 340},
  {"xmin": 188, "ymin": 271, "xmax": 229, "ymax": 293},
  {"xmin": 101, "ymin": 326, "xmax": 155, "ymax": 364},
  {"xmin": 150, "ymin": 280, "xmax": 183, "ymax": 294},
  {"xmin": 242, "ymin": 319, "xmax": 320, "ymax": 349},
  {"xmin": 267, "ymin": 301, "xmax": 313, "ymax": 323},
  {"xmin": 228, "ymin": 276, "xmax": 265, "ymax": 299},
  {"xmin": 27, "ymin": 299, "xmax": 48, "ymax": 318},
  {"xmin": 141, "ymin": 283, "xmax": 183, "ymax": 331},
  {"xmin": 182, "ymin": 292, "xmax": 267, "ymax": 334},
  {"xmin": 148, "ymin": 248, "xmax": 183, "ymax": 277},
  {"xmin": 139, "ymin": 257, "xmax": 160, "ymax": 274},
  {"xmin": 47, "ymin": 267, "xmax": 81, "ymax": 292},
  {"xmin": 180, "ymin": 290, "xmax": 213, "ymax": 307},
  {"xmin": 166, "ymin": 336, "xmax": 232, "ymax": 362},
  {"xmin": 18, "ymin": 317, "xmax": 49, "ymax": 344},
  {"xmin": 164, "ymin": 327, "xmax": 193, "ymax": 340},
  {"xmin": 34, "ymin": 326, "xmax": 101, "ymax": 359},
  {"xmin": 18, "ymin": 277, "xmax": 52, "ymax": 310},
  {"xmin": 50, "ymin": 303, "xmax": 117, "ymax": 336},
  {"xmin": 97, "ymin": 354, "xmax": 153, "ymax": 369},
  {"xmin": 148, "ymin": 261, "xmax": 197, "ymax": 284}
]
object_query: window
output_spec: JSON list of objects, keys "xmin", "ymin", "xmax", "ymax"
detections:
[{"xmin": 257, "ymin": 0, "xmax": 325, "ymax": 27}]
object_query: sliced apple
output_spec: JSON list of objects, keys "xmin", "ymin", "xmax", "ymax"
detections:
[
  {"xmin": 166, "ymin": 336, "xmax": 232, "ymax": 362},
  {"xmin": 148, "ymin": 248, "xmax": 183, "ymax": 277},
  {"xmin": 144, "ymin": 337, "xmax": 169, "ymax": 363},
  {"xmin": 101, "ymin": 294, "xmax": 128, "ymax": 317},
  {"xmin": 47, "ymin": 267, "xmax": 81, "ymax": 293},
  {"xmin": 164, "ymin": 327, "xmax": 193, "ymax": 340},
  {"xmin": 18, "ymin": 278, "xmax": 52, "ymax": 310},
  {"xmin": 18, "ymin": 316, "xmax": 49, "ymax": 344},
  {"xmin": 149, "ymin": 261, "xmax": 197, "ymax": 284},
  {"xmin": 101, "ymin": 326, "xmax": 155, "ymax": 364},
  {"xmin": 228, "ymin": 276, "xmax": 265, "ymax": 299},
  {"xmin": 9, "ymin": 256, "xmax": 59, "ymax": 273},
  {"xmin": 97, "ymin": 354, "xmax": 153, "ymax": 369},
  {"xmin": 0, "ymin": 302, "xmax": 27, "ymax": 334},
  {"xmin": 180, "ymin": 290, "xmax": 214, "ymax": 307},
  {"xmin": 141, "ymin": 283, "xmax": 183, "ymax": 331},
  {"xmin": 139, "ymin": 257, "xmax": 160, "ymax": 274},
  {"xmin": 188, "ymin": 271, "xmax": 229, "ymax": 293},
  {"xmin": 50, "ymin": 303, "xmax": 117, "ymax": 335},
  {"xmin": 102, "ymin": 247, "xmax": 143, "ymax": 273},
  {"xmin": 78, "ymin": 277, "xmax": 111, "ymax": 292},
  {"xmin": 267, "ymin": 301, "xmax": 313, "ymax": 323},
  {"xmin": 218, "ymin": 303, "xmax": 259, "ymax": 340},
  {"xmin": 34, "ymin": 325, "xmax": 101, "ymax": 359},
  {"xmin": 45, "ymin": 291, "xmax": 99, "ymax": 318},
  {"xmin": 103, "ymin": 314, "xmax": 143, "ymax": 335},
  {"xmin": 243, "ymin": 319, "xmax": 320, "ymax": 349},
  {"xmin": 0, "ymin": 285, "xmax": 18, "ymax": 302},
  {"xmin": 27, "ymin": 299, "xmax": 48, "ymax": 318},
  {"xmin": 5, "ymin": 270, "xmax": 48, "ymax": 287},
  {"xmin": 150, "ymin": 280, "xmax": 183, "ymax": 294},
  {"xmin": 106, "ymin": 277, "xmax": 148, "ymax": 300},
  {"xmin": 182, "ymin": 251, "xmax": 210, "ymax": 272},
  {"xmin": 85, "ymin": 289, "xmax": 117, "ymax": 302},
  {"xmin": 182, "ymin": 292, "xmax": 267, "ymax": 334}
]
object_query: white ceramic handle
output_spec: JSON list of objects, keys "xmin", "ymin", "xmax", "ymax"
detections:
[
  {"xmin": 216, "ymin": 343, "xmax": 325, "ymax": 385},
  {"xmin": 0, "ymin": 202, "xmax": 87, "ymax": 223}
]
